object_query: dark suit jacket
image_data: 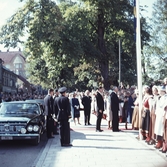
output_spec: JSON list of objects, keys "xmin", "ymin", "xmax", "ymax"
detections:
[
  {"xmin": 53, "ymin": 96, "xmax": 59, "ymax": 116},
  {"xmin": 82, "ymin": 96, "xmax": 91, "ymax": 111},
  {"xmin": 44, "ymin": 94, "xmax": 54, "ymax": 116},
  {"xmin": 55, "ymin": 95, "xmax": 71, "ymax": 121},
  {"xmin": 110, "ymin": 92, "xmax": 119, "ymax": 112},
  {"xmin": 96, "ymin": 91, "xmax": 104, "ymax": 111}
]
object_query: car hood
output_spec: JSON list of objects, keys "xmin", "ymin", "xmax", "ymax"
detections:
[{"xmin": 0, "ymin": 115, "xmax": 39, "ymax": 123}]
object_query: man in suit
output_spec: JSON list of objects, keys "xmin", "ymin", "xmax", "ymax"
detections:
[
  {"xmin": 44, "ymin": 88, "xmax": 55, "ymax": 138},
  {"xmin": 55, "ymin": 87, "xmax": 72, "ymax": 147},
  {"xmin": 82, "ymin": 90, "xmax": 92, "ymax": 125},
  {"xmin": 96, "ymin": 87, "xmax": 104, "ymax": 132},
  {"xmin": 53, "ymin": 89, "xmax": 59, "ymax": 135},
  {"xmin": 110, "ymin": 86, "xmax": 120, "ymax": 132}
]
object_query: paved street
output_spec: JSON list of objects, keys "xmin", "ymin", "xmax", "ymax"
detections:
[{"xmin": 35, "ymin": 112, "xmax": 167, "ymax": 167}]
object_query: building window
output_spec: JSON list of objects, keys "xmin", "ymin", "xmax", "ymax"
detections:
[
  {"xmin": 14, "ymin": 63, "xmax": 23, "ymax": 76},
  {"xmin": 15, "ymin": 63, "xmax": 22, "ymax": 68}
]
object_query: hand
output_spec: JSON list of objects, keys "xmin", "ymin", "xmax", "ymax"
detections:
[
  {"xmin": 99, "ymin": 110, "xmax": 102, "ymax": 113},
  {"xmin": 75, "ymin": 105, "xmax": 79, "ymax": 109}
]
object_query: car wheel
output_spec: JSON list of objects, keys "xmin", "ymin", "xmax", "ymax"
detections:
[{"xmin": 32, "ymin": 134, "xmax": 41, "ymax": 146}]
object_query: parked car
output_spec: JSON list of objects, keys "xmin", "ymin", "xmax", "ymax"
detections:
[
  {"xmin": 25, "ymin": 99, "xmax": 45, "ymax": 110},
  {"xmin": 0, "ymin": 101, "xmax": 46, "ymax": 145}
]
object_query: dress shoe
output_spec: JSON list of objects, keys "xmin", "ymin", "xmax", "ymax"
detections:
[
  {"xmin": 148, "ymin": 140, "xmax": 156, "ymax": 145},
  {"xmin": 145, "ymin": 137, "xmax": 151, "ymax": 143},
  {"xmin": 141, "ymin": 136, "xmax": 147, "ymax": 140},
  {"xmin": 145, "ymin": 140, "xmax": 150, "ymax": 143},
  {"xmin": 162, "ymin": 150, "xmax": 166, "ymax": 153},
  {"xmin": 48, "ymin": 136, "xmax": 55, "ymax": 139},
  {"xmin": 113, "ymin": 129, "xmax": 120, "ymax": 132},
  {"xmin": 159, "ymin": 148, "xmax": 166, "ymax": 153},
  {"xmin": 62, "ymin": 144, "xmax": 73, "ymax": 147},
  {"xmin": 88, "ymin": 123, "xmax": 92, "ymax": 125},
  {"xmin": 96, "ymin": 130, "xmax": 103, "ymax": 132},
  {"xmin": 154, "ymin": 141, "xmax": 163, "ymax": 149},
  {"xmin": 154, "ymin": 145, "xmax": 162, "ymax": 149},
  {"xmin": 53, "ymin": 132, "xmax": 59, "ymax": 135},
  {"xmin": 136, "ymin": 136, "xmax": 140, "ymax": 140}
]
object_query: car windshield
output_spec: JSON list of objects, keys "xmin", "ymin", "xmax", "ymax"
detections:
[{"xmin": 0, "ymin": 103, "xmax": 40, "ymax": 115}]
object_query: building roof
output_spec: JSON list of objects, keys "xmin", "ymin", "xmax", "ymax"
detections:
[
  {"xmin": 17, "ymin": 74, "xmax": 30, "ymax": 86},
  {"xmin": 0, "ymin": 51, "xmax": 26, "ymax": 64},
  {"xmin": 2, "ymin": 66, "xmax": 30, "ymax": 86}
]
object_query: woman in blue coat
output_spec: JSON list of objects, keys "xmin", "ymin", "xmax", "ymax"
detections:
[{"xmin": 72, "ymin": 93, "xmax": 81, "ymax": 125}]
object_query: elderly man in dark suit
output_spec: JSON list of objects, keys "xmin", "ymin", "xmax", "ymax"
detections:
[
  {"xmin": 110, "ymin": 86, "xmax": 120, "ymax": 132},
  {"xmin": 96, "ymin": 87, "xmax": 104, "ymax": 132},
  {"xmin": 44, "ymin": 88, "xmax": 55, "ymax": 138},
  {"xmin": 55, "ymin": 87, "xmax": 72, "ymax": 147},
  {"xmin": 82, "ymin": 90, "xmax": 92, "ymax": 125}
]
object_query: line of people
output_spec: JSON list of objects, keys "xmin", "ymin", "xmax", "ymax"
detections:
[
  {"xmin": 43, "ymin": 83, "xmax": 167, "ymax": 155},
  {"xmin": 139, "ymin": 85, "xmax": 167, "ymax": 155}
]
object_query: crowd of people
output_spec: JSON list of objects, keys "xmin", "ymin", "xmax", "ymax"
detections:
[
  {"xmin": 1, "ymin": 79, "xmax": 167, "ymax": 154},
  {"xmin": 42, "ymin": 85, "xmax": 137, "ymax": 147},
  {"xmin": 0, "ymin": 92, "xmax": 44, "ymax": 102},
  {"xmin": 139, "ymin": 84, "xmax": 167, "ymax": 155},
  {"xmin": 47, "ymin": 81, "xmax": 167, "ymax": 153}
]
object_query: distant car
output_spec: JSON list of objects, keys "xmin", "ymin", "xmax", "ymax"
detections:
[
  {"xmin": 0, "ymin": 101, "xmax": 46, "ymax": 145},
  {"xmin": 26, "ymin": 99, "xmax": 45, "ymax": 110}
]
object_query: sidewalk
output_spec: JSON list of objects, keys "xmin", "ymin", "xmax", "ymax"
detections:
[{"xmin": 35, "ymin": 112, "xmax": 167, "ymax": 167}]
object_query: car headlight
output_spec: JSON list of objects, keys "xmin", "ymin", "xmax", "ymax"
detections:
[
  {"xmin": 27, "ymin": 125, "xmax": 33, "ymax": 132},
  {"xmin": 21, "ymin": 128, "xmax": 26, "ymax": 134},
  {"xmin": 33, "ymin": 125, "xmax": 39, "ymax": 132}
]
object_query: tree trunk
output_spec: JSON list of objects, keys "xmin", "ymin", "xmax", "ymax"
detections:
[{"xmin": 97, "ymin": 13, "xmax": 110, "ymax": 90}]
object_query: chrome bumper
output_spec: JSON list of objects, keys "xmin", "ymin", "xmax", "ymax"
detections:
[{"xmin": 0, "ymin": 133, "xmax": 39, "ymax": 140}]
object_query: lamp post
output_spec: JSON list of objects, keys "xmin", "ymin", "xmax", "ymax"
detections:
[
  {"xmin": 135, "ymin": 0, "xmax": 143, "ymax": 139},
  {"xmin": 119, "ymin": 39, "xmax": 121, "ymax": 87}
]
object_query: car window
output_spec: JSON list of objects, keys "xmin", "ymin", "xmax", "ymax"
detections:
[{"xmin": 0, "ymin": 103, "xmax": 40, "ymax": 115}]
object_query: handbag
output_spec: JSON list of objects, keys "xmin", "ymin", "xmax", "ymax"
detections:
[
  {"xmin": 102, "ymin": 113, "xmax": 107, "ymax": 120},
  {"xmin": 92, "ymin": 111, "xmax": 107, "ymax": 120}
]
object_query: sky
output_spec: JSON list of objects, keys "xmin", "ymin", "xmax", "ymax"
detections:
[{"xmin": 0, "ymin": 0, "xmax": 156, "ymax": 51}]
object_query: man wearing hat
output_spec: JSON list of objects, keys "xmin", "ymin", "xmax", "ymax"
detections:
[{"xmin": 55, "ymin": 87, "xmax": 72, "ymax": 147}]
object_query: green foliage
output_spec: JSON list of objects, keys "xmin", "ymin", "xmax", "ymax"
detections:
[
  {"xmin": 143, "ymin": 0, "xmax": 167, "ymax": 84},
  {"xmin": 0, "ymin": 0, "xmax": 151, "ymax": 90}
]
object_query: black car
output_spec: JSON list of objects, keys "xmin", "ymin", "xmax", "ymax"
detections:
[
  {"xmin": 0, "ymin": 101, "xmax": 46, "ymax": 145},
  {"xmin": 25, "ymin": 99, "xmax": 45, "ymax": 110}
]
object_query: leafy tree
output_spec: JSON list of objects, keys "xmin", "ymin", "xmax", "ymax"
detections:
[
  {"xmin": 0, "ymin": 0, "xmax": 65, "ymax": 88},
  {"xmin": 0, "ymin": 0, "xmax": 151, "ymax": 90},
  {"xmin": 60, "ymin": 0, "xmax": 149, "ymax": 89},
  {"xmin": 143, "ymin": 0, "xmax": 167, "ymax": 84}
]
